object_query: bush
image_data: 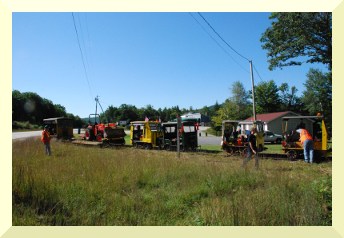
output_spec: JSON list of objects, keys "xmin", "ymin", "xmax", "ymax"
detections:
[{"xmin": 13, "ymin": 121, "xmax": 41, "ymax": 130}]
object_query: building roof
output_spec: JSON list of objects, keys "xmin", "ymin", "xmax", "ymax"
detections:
[
  {"xmin": 181, "ymin": 112, "xmax": 201, "ymax": 117},
  {"xmin": 244, "ymin": 111, "xmax": 299, "ymax": 123},
  {"xmin": 43, "ymin": 117, "xmax": 72, "ymax": 121}
]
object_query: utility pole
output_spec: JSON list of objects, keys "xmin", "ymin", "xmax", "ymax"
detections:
[
  {"xmin": 249, "ymin": 61, "xmax": 257, "ymax": 121},
  {"xmin": 95, "ymin": 95, "xmax": 99, "ymax": 124}
]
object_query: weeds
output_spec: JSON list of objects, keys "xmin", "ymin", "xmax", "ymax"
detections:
[{"xmin": 12, "ymin": 138, "xmax": 332, "ymax": 225}]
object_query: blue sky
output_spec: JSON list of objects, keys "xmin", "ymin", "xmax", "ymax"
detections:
[{"xmin": 12, "ymin": 12, "xmax": 328, "ymax": 118}]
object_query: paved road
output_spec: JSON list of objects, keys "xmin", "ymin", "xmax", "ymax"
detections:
[
  {"xmin": 12, "ymin": 127, "xmax": 222, "ymax": 146},
  {"xmin": 12, "ymin": 131, "xmax": 41, "ymax": 140},
  {"xmin": 12, "ymin": 129, "xmax": 83, "ymax": 140},
  {"xmin": 198, "ymin": 133, "xmax": 221, "ymax": 146},
  {"xmin": 197, "ymin": 126, "xmax": 222, "ymax": 146}
]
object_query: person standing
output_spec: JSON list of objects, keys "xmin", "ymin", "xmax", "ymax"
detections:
[
  {"xmin": 243, "ymin": 127, "xmax": 259, "ymax": 169},
  {"xmin": 296, "ymin": 128, "xmax": 314, "ymax": 163},
  {"xmin": 41, "ymin": 125, "xmax": 51, "ymax": 156}
]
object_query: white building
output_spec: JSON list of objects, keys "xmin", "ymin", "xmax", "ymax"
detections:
[{"xmin": 181, "ymin": 112, "xmax": 210, "ymax": 126}]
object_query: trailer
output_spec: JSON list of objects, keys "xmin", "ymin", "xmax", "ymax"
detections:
[
  {"xmin": 161, "ymin": 120, "xmax": 199, "ymax": 151},
  {"xmin": 43, "ymin": 117, "xmax": 74, "ymax": 139},
  {"xmin": 239, "ymin": 120, "xmax": 265, "ymax": 152},
  {"xmin": 130, "ymin": 121, "xmax": 163, "ymax": 149},
  {"xmin": 221, "ymin": 120, "xmax": 246, "ymax": 156},
  {"xmin": 83, "ymin": 113, "xmax": 126, "ymax": 146},
  {"xmin": 221, "ymin": 120, "xmax": 265, "ymax": 157},
  {"xmin": 281, "ymin": 115, "xmax": 330, "ymax": 161}
]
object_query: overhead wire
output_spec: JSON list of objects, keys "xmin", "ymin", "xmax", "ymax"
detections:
[
  {"xmin": 189, "ymin": 13, "xmax": 249, "ymax": 74},
  {"xmin": 72, "ymin": 12, "xmax": 93, "ymax": 99},
  {"xmin": 195, "ymin": 12, "xmax": 267, "ymax": 84},
  {"xmin": 85, "ymin": 14, "xmax": 94, "ymax": 80},
  {"xmin": 197, "ymin": 12, "xmax": 251, "ymax": 63},
  {"xmin": 77, "ymin": 13, "xmax": 91, "ymax": 72},
  {"xmin": 253, "ymin": 64, "xmax": 265, "ymax": 83}
]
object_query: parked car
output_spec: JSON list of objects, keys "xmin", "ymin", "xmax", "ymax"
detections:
[{"xmin": 264, "ymin": 131, "xmax": 283, "ymax": 144}]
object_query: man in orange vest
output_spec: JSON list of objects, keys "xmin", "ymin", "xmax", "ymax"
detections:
[
  {"xmin": 41, "ymin": 125, "xmax": 51, "ymax": 156},
  {"xmin": 296, "ymin": 128, "xmax": 314, "ymax": 163}
]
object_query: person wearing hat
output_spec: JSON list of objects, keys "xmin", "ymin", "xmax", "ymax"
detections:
[
  {"xmin": 41, "ymin": 125, "xmax": 51, "ymax": 156},
  {"xmin": 243, "ymin": 127, "xmax": 259, "ymax": 169}
]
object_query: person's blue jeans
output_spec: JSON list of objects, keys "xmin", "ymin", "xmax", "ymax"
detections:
[
  {"xmin": 243, "ymin": 149, "xmax": 259, "ymax": 169},
  {"xmin": 44, "ymin": 143, "xmax": 51, "ymax": 156},
  {"xmin": 303, "ymin": 139, "xmax": 314, "ymax": 163}
]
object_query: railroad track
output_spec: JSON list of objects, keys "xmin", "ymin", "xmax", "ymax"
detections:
[{"xmin": 66, "ymin": 139, "xmax": 332, "ymax": 161}]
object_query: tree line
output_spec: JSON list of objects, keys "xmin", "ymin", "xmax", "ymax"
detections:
[
  {"xmin": 11, "ymin": 89, "xmax": 217, "ymax": 128},
  {"xmin": 12, "ymin": 90, "xmax": 84, "ymax": 129},
  {"xmin": 99, "ymin": 104, "xmax": 219, "ymax": 125}
]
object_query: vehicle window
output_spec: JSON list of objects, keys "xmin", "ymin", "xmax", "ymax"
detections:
[
  {"xmin": 165, "ymin": 126, "xmax": 176, "ymax": 133},
  {"xmin": 149, "ymin": 123, "xmax": 158, "ymax": 131},
  {"xmin": 183, "ymin": 126, "xmax": 195, "ymax": 133}
]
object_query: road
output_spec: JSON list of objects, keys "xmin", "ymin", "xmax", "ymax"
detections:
[
  {"xmin": 12, "ymin": 131, "xmax": 41, "ymax": 140},
  {"xmin": 197, "ymin": 126, "xmax": 222, "ymax": 146},
  {"xmin": 12, "ymin": 129, "xmax": 83, "ymax": 140},
  {"xmin": 12, "ymin": 127, "xmax": 222, "ymax": 146}
]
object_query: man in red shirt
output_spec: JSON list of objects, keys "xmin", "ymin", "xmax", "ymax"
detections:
[{"xmin": 41, "ymin": 125, "xmax": 51, "ymax": 156}]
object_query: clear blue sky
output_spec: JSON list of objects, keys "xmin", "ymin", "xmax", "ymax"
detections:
[{"xmin": 12, "ymin": 12, "xmax": 327, "ymax": 118}]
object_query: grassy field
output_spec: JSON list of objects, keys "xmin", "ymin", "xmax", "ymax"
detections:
[{"xmin": 12, "ymin": 138, "xmax": 332, "ymax": 226}]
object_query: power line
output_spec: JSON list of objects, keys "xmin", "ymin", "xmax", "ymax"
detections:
[
  {"xmin": 72, "ymin": 12, "xmax": 93, "ymax": 98},
  {"xmin": 77, "ymin": 13, "xmax": 91, "ymax": 73},
  {"xmin": 197, "ymin": 12, "xmax": 251, "ymax": 62},
  {"xmin": 194, "ymin": 13, "xmax": 265, "ymax": 83},
  {"xmin": 253, "ymin": 64, "xmax": 265, "ymax": 83},
  {"xmin": 85, "ymin": 14, "xmax": 94, "ymax": 79},
  {"xmin": 189, "ymin": 13, "xmax": 249, "ymax": 74}
]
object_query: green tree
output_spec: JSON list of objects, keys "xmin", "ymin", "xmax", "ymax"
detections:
[
  {"xmin": 12, "ymin": 90, "xmax": 25, "ymax": 121},
  {"xmin": 230, "ymin": 81, "xmax": 249, "ymax": 105},
  {"xmin": 100, "ymin": 105, "xmax": 120, "ymax": 123},
  {"xmin": 199, "ymin": 102, "xmax": 223, "ymax": 121},
  {"xmin": 255, "ymin": 80, "xmax": 281, "ymax": 113},
  {"xmin": 169, "ymin": 106, "xmax": 181, "ymax": 120},
  {"xmin": 302, "ymin": 69, "xmax": 332, "ymax": 132},
  {"xmin": 230, "ymin": 81, "xmax": 251, "ymax": 120},
  {"xmin": 279, "ymin": 83, "xmax": 303, "ymax": 112},
  {"xmin": 157, "ymin": 108, "xmax": 166, "ymax": 122},
  {"xmin": 261, "ymin": 12, "xmax": 332, "ymax": 71},
  {"xmin": 213, "ymin": 101, "xmax": 221, "ymax": 113},
  {"xmin": 211, "ymin": 100, "xmax": 238, "ymax": 129},
  {"xmin": 12, "ymin": 90, "xmax": 75, "ymax": 128},
  {"xmin": 54, "ymin": 104, "xmax": 67, "ymax": 118},
  {"xmin": 118, "ymin": 104, "xmax": 139, "ymax": 122},
  {"xmin": 66, "ymin": 113, "xmax": 86, "ymax": 128},
  {"xmin": 199, "ymin": 105, "xmax": 211, "ymax": 117},
  {"xmin": 140, "ymin": 104, "xmax": 158, "ymax": 120}
]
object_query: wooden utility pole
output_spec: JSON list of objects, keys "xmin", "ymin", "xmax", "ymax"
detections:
[
  {"xmin": 95, "ymin": 95, "xmax": 99, "ymax": 124},
  {"xmin": 249, "ymin": 61, "xmax": 257, "ymax": 121}
]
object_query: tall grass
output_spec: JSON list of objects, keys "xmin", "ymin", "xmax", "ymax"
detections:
[{"xmin": 12, "ymin": 138, "xmax": 332, "ymax": 225}]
